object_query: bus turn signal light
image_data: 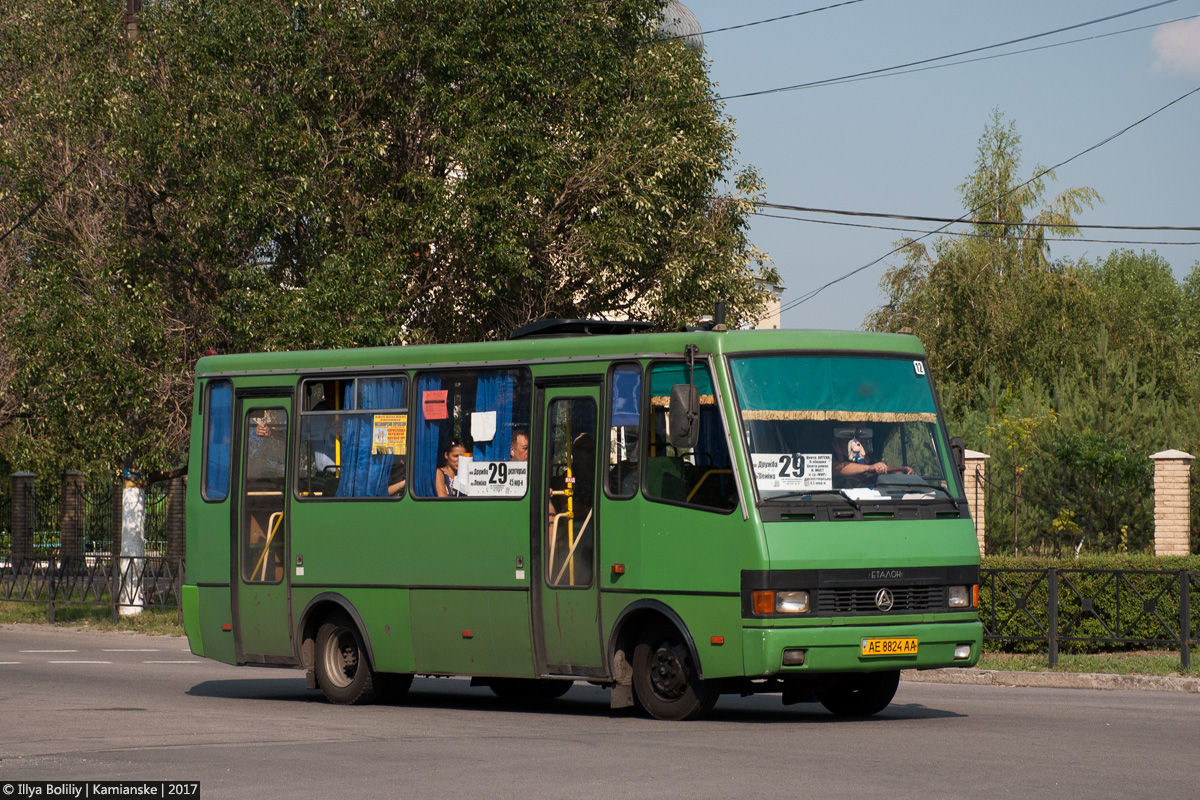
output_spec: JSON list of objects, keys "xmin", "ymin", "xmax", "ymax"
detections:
[
  {"xmin": 752, "ymin": 590, "xmax": 775, "ymax": 615},
  {"xmin": 611, "ymin": 564, "xmax": 625, "ymax": 575}
]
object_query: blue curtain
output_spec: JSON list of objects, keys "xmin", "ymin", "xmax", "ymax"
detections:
[
  {"xmin": 204, "ymin": 381, "xmax": 233, "ymax": 500},
  {"xmin": 415, "ymin": 374, "xmax": 444, "ymax": 497},
  {"xmin": 611, "ymin": 366, "xmax": 641, "ymax": 427},
  {"xmin": 473, "ymin": 371, "xmax": 515, "ymax": 461},
  {"xmin": 336, "ymin": 378, "xmax": 405, "ymax": 498}
]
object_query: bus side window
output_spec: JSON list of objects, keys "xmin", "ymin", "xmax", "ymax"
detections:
[
  {"xmin": 413, "ymin": 368, "xmax": 532, "ymax": 499},
  {"xmin": 607, "ymin": 363, "xmax": 641, "ymax": 498},
  {"xmin": 644, "ymin": 362, "xmax": 737, "ymax": 512},
  {"xmin": 296, "ymin": 375, "xmax": 408, "ymax": 499},
  {"xmin": 202, "ymin": 379, "xmax": 233, "ymax": 502}
]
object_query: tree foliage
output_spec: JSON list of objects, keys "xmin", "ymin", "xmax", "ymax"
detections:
[
  {"xmin": 0, "ymin": 0, "xmax": 777, "ymax": 473},
  {"xmin": 866, "ymin": 111, "xmax": 1200, "ymax": 554}
]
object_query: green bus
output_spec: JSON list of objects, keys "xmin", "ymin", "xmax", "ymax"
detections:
[{"xmin": 183, "ymin": 322, "xmax": 982, "ymax": 720}]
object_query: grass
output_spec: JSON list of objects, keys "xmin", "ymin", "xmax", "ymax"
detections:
[
  {"xmin": 979, "ymin": 650, "xmax": 1200, "ymax": 677},
  {"xmin": 0, "ymin": 601, "xmax": 183, "ymax": 635}
]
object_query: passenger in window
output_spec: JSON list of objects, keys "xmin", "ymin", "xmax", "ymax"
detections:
[
  {"xmin": 570, "ymin": 432, "xmax": 596, "ymax": 510},
  {"xmin": 309, "ymin": 381, "xmax": 340, "ymax": 473},
  {"xmin": 388, "ymin": 458, "xmax": 407, "ymax": 496},
  {"xmin": 435, "ymin": 439, "xmax": 470, "ymax": 497},
  {"xmin": 832, "ymin": 427, "xmax": 913, "ymax": 486},
  {"xmin": 510, "ymin": 429, "xmax": 530, "ymax": 461}
]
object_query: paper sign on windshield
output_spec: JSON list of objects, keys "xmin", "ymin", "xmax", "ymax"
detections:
[{"xmin": 753, "ymin": 453, "xmax": 833, "ymax": 492}]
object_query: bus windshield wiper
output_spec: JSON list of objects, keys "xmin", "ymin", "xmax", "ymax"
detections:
[{"xmin": 761, "ymin": 489, "xmax": 861, "ymax": 510}]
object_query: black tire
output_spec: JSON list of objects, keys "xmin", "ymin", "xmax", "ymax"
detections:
[
  {"xmin": 381, "ymin": 672, "xmax": 415, "ymax": 703},
  {"xmin": 816, "ymin": 670, "xmax": 900, "ymax": 717},
  {"xmin": 314, "ymin": 612, "xmax": 381, "ymax": 705},
  {"xmin": 631, "ymin": 621, "xmax": 717, "ymax": 721},
  {"xmin": 487, "ymin": 678, "xmax": 573, "ymax": 703}
]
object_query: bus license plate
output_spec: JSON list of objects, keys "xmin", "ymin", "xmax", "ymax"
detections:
[{"xmin": 861, "ymin": 637, "xmax": 918, "ymax": 656}]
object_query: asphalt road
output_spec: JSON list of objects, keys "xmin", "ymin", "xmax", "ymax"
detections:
[{"xmin": 2, "ymin": 625, "xmax": 1198, "ymax": 799}]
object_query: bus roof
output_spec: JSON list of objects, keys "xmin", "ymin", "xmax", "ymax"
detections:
[{"xmin": 194, "ymin": 328, "xmax": 927, "ymax": 378}]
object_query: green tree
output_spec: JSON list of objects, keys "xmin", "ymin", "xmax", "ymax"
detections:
[
  {"xmin": 0, "ymin": 0, "xmax": 777, "ymax": 474},
  {"xmin": 866, "ymin": 110, "xmax": 1100, "ymax": 409}
]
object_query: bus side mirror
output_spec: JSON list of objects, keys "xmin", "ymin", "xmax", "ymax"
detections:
[
  {"xmin": 668, "ymin": 384, "xmax": 700, "ymax": 450},
  {"xmin": 950, "ymin": 437, "xmax": 965, "ymax": 478}
]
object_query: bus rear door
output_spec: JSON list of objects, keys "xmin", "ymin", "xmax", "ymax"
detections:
[{"xmin": 232, "ymin": 394, "xmax": 296, "ymax": 664}]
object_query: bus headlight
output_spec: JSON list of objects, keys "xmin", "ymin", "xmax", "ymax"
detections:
[
  {"xmin": 948, "ymin": 585, "xmax": 971, "ymax": 608},
  {"xmin": 775, "ymin": 591, "xmax": 810, "ymax": 614}
]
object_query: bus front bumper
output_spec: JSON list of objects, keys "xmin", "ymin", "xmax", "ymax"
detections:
[{"xmin": 743, "ymin": 619, "xmax": 983, "ymax": 676}]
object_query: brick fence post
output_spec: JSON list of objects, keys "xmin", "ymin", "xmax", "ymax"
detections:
[
  {"xmin": 109, "ymin": 475, "xmax": 123, "ymax": 557},
  {"xmin": 964, "ymin": 450, "xmax": 990, "ymax": 556},
  {"xmin": 1150, "ymin": 450, "xmax": 1194, "ymax": 556},
  {"xmin": 11, "ymin": 472, "xmax": 36, "ymax": 564},
  {"xmin": 166, "ymin": 475, "xmax": 186, "ymax": 564},
  {"xmin": 60, "ymin": 470, "xmax": 86, "ymax": 566}
]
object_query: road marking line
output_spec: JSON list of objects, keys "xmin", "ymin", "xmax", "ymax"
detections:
[
  {"xmin": 103, "ymin": 649, "xmax": 160, "ymax": 652},
  {"xmin": 20, "ymin": 649, "xmax": 78, "ymax": 653},
  {"xmin": 142, "ymin": 660, "xmax": 201, "ymax": 664},
  {"xmin": 50, "ymin": 660, "xmax": 112, "ymax": 664},
  {"xmin": 0, "ymin": 661, "xmax": 22, "ymax": 665}
]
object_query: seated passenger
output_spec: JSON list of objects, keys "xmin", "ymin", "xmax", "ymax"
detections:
[
  {"xmin": 510, "ymin": 429, "xmax": 530, "ymax": 462},
  {"xmin": 388, "ymin": 458, "xmax": 406, "ymax": 496},
  {"xmin": 435, "ymin": 439, "xmax": 470, "ymax": 497}
]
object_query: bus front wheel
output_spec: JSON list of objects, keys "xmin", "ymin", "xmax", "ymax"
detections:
[
  {"xmin": 632, "ymin": 621, "xmax": 717, "ymax": 721},
  {"xmin": 816, "ymin": 670, "xmax": 900, "ymax": 716},
  {"xmin": 315, "ymin": 612, "xmax": 381, "ymax": 705}
]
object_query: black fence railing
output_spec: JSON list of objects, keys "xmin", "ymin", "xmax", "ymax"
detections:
[
  {"xmin": 0, "ymin": 553, "xmax": 184, "ymax": 624},
  {"xmin": 0, "ymin": 495, "xmax": 10, "ymax": 552},
  {"xmin": 0, "ymin": 477, "xmax": 172, "ymax": 556},
  {"xmin": 981, "ymin": 567, "xmax": 1197, "ymax": 668}
]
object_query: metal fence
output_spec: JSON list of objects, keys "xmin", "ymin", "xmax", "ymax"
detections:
[
  {"xmin": 0, "ymin": 476, "xmax": 172, "ymax": 556},
  {"xmin": 982, "ymin": 567, "xmax": 1197, "ymax": 668},
  {"xmin": 0, "ymin": 553, "xmax": 184, "ymax": 623},
  {"xmin": 0, "ymin": 494, "xmax": 9, "ymax": 552}
]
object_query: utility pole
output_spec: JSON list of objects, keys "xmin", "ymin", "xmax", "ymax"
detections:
[{"xmin": 125, "ymin": 0, "xmax": 141, "ymax": 44}]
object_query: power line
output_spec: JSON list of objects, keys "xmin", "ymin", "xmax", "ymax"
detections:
[
  {"xmin": 718, "ymin": 0, "xmax": 1182, "ymax": 101},
  {"xmin": 755, "ymin": 212, "xmax": 1200, "ymax": 246},
  {"xmin": 0, "ymin": 147, "xmax": 95, "ymax": 247},
  {"xmin": 754, "ymin": 202, "xmax": 1200, "ymax": 231},
  {"xmin": 661, "ymin": 0, "xmax": 866, "ymax": 42},
  {"xmin": 774, "ymin": 84, "xmax": 1200, "ymax": 319},
  {"xmin": 806, "ymin": 13, "xmax": 1200, "ymax": 90}
]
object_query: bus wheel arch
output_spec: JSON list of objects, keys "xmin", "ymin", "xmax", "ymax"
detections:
[
  {"xmin": 298, "ymin": 594, "xmax": 382, "ymax": 704},
  {"xmin": 608, "ymin": 600, "xmax": 714, "ymax": 719}
]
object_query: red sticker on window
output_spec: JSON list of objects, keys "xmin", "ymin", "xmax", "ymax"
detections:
[{"xmin": 422, "ymin": 390, "xmax": 449, "ymax": 420}]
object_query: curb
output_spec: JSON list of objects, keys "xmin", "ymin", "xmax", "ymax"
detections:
[{"xmin": 903, "ymin": 668, "xmax": 1200, "ymax": 693}]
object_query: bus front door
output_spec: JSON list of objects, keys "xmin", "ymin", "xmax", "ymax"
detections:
[
  {"xmin": 232, "ymin": 397, "xmax": 295, "ymax": 664},
  {"xmin": 534, "ymin": 386, "xmax": 606, "ymax": 677}
]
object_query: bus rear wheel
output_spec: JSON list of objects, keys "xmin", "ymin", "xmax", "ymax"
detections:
[
  {"xmin": 632, "ymin": 621, "xmax": 717, "ymax": 721},
  {"xmin": 816, "ymin": 670, "xmax": 900, "ymax": 717},
  {"xmin": 315, "ymin": 612, "xmax": 381, "ymax": 705}
]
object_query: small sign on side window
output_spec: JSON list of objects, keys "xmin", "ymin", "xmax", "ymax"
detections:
[{"xmin": 913, "ymin": 361, "xmax": 926, "ymax": 376}]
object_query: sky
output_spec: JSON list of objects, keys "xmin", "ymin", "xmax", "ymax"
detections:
[{"xmin": 677, "ymin": 0, "xmax": 1200, "ymax": 330}]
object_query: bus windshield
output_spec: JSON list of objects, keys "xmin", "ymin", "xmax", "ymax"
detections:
[{"xmin": 729, "ymin": 354, "xmax": 960, "ymax": 503}]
